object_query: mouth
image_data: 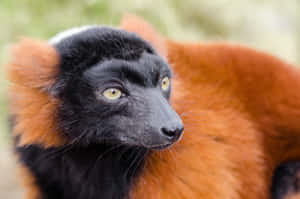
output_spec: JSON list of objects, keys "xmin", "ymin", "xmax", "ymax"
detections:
[
  {"xmin": 118, "ymin": 128, "xmax": 184, "ymax": 150},
  {"xmin": 147, "ymin": 142, "xmax": 174, "ymax": 150},
  {"xmin": 121, "ymin": 137, "xmax": 173, "ymax": 149},
  {"xmin": 121, "ymin": 136, "xmax": 177, "ymax": 150}
]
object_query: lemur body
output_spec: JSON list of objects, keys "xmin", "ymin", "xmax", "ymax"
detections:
[
  {"xmin": 7, "ymin": 17, "xmax": 300, "ymax": 199},
  {"xmin": 121, "ymin": 16, "xmax": 300, "ymax": 199},
  {"xmin": 9, "ymin": 27, "xmax": 183, "ymax": 199}
]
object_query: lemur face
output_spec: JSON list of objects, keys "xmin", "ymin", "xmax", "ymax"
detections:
[{"xmin": 51, "ymin": 27, "xmax": 183, "ymax": 149}]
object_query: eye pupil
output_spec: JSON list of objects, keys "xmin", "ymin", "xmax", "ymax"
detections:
[{"xmin": 161, "ymin": 77, "xmax": 170, "ymax": 91}]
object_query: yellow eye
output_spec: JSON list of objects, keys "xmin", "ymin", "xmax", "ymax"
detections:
[
  {"xmin": 103, "ymin": 88, "xmax": 122, "ymax": 100},
  {"xmin": 161, "ymin": 77, "xmax": 170, "ymax": 91}
]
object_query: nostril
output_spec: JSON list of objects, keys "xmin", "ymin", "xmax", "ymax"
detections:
[
  {"xmin": 161, "ymin": 127, "xmax": 184, "ymax": 139},
  {"xmin": 161, "ymin": 128, "xmax": 175, "ymax": 138}
]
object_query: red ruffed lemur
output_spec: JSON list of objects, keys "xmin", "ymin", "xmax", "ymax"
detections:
[{"xmin": 6, "ymin": 14, "xmax": 300, "ymax": 199}]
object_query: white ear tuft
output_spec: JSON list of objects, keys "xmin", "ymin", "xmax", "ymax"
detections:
[{"xmin": 49, "ymin": 25, "xmax": 96, "ymax": 44}]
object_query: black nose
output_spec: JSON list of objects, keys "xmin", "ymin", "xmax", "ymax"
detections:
[{"xmin": 161, "ymin": 126, "xmax": 184, "ymax": 141}]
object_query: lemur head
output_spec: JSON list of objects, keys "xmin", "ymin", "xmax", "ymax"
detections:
[
  {"xmin": 52, "ymin": 26, "xmax": 183, "ymax": 149},
  {"xmin": 10, "ymin": 26, "xmax": 183, "ymax": 149}
]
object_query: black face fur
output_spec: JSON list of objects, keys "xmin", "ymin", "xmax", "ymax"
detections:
[
  {"xmin": 16, "ymin": 27, "xmax": 183, "ymax": 199},
  {"xmin": 53, "ymin": 27, "xmax": 183, "ymax": 149}
]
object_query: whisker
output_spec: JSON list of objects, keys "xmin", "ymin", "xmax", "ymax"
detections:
[
  {"xmin": 125, "ymin": 149, "xmax": 141, "ymax": 178},
  {"xmin": 85, "ymin": 143, "xmax": 126, "ymax": 178},
  {"xmin": 35, "ymin": 133, "xmax": 85, "ymax": 162},
  {"xmin": 128, "ymin": 150, "xmax": 147, "ymax": 180}
]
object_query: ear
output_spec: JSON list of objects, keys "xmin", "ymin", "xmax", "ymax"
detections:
[
  {"xmin": 120, "ymin": 14, "xmax": 167, "ymax": 58},
  {"xmin": 7, "ymin": 38, "xmax": 67, "ymax": 147}
]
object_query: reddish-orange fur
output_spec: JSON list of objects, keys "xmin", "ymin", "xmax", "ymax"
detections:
[
  {"xmin": 287, "ymin": 195, "xmax": 300, "ymax": 199},
  {"xmin": 18, "ymin": 165, "xmax": 41, "ymax": 199},
  {"xmin": 7, "ymin": 39, "xmax": 66, "ymax": 147},
  {"xmin": 8, "ymin": 16, "xmax": 300, "ymax": 199},
  {"xmin": 121, "ymin": 14, "xmax": 167, "ymax": 58},
  {"xmin": 121, "ymin": 15, "xmax": 300, "ymax": 199}
]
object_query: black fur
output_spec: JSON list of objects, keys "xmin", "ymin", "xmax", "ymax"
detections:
[
  {"xmin": 52, "ymin": 27, "xmax": 156, "ymax": 95},
  {"xmin": 16, "ymin": 27, "xmax": 183, "ymax": 199},
  {"xmin": 17, "ymin": 144, "xmax": 147, "ymax": 199},
  {"xmin": 271, "ymin": 161, "xmax": 300, "ymax": 199}
]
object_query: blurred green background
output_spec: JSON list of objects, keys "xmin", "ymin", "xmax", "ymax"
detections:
[{"xmin": 1, "ymin": 0, "xmax": 300, "ymax": 198}]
